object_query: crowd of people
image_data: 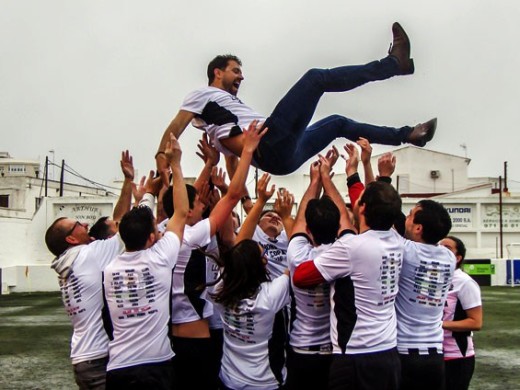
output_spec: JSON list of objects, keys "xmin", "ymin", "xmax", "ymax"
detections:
[{"xmin": 45, "ymin": 22, "xmax": 482, "ymax": 390}]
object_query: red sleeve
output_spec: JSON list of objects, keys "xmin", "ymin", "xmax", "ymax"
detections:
[
  {"xmin": 348, "ymin": 181, "xmax": 365, "ymax": 206},
  {"xmin": 292, "ymin": 260, "xmax": 326, "ymax": 288}
]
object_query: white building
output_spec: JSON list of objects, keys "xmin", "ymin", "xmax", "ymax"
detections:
[
  {"xmin": 1, "ymin": 147, "xmax": 518, "ymax": 293},
  {"xmin": 0, "ymin": 152, "xmax": 119, "ymax": 293}
]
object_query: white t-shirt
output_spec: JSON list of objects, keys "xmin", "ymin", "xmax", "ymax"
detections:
[
  {"xmin": 443, "ymin": 268, "xmax": 482, "ymax": 359},
  {"xmin": 171, "ymin": 218, "xmax": 214, "ymax": 324},
  {"xmin": 396, "ymin": 241, "xmax": 456, "ymax": 354},
  {"xmin": 252, "ymin": 226, "xmax": 289, "ymax": 279},
  {"xmin": 217, "ymin": 274, "xmax": 290, "ymax": 390},
  {"xmin": 314, "ymin": 229, "xmax": 404, "ymax": 355},
  {"xmin": 287, "ymin": 234, "xmax": 332, "ymax": 349},
  {"xmin": 181, "ymin": 86, "xmax": 266, "ymax": 156},
  {"xmin": 104, "ymin": 231, "xmax": 181, "ymax": 371},
  {"xmin": 54, "ymin": 235, "xmax": 124, "ymax": 364}
]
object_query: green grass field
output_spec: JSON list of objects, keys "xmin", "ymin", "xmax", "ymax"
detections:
[{"xmin": 0, "ymin": 287, "xmax": 519, "ymax": 389}]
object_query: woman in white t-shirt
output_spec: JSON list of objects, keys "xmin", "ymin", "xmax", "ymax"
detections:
[
  {"xmin": 213, "ymin": 173, "xmax": 290, "ymax": 390},
  {"xmin": 440, "ymin": 236, "xmax": 483, "ymax": 390}
]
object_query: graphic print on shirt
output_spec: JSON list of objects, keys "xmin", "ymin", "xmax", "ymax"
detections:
[
  {"xmin": 262, "ymin": 242, "xmax": 287, "ymax": 266},
  {"xmin": 410, "ymin": 259, "xmax": 452, "ymax": 306},
  {"xmin": 223, "ymin": 302, "xmax": 257, "ymax": 344},
  {"xmin": 61, "ymin": 271, "xmax": 85, "ymax": 317},
  {"xmin": 306, "ymin": 284, "xmax": 330, "ymax": 310},
  {"xmin": 110, "ymin": 267, "xmax": 158, "ymax": 319},
  {"xmin": 379, "ymin": 251, "xmax": 402, "ymax": 306}
]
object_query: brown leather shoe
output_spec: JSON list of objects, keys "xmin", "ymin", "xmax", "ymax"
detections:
[
  {"xmin": 407, "ymin": 118, "xmax": 437, "ymax": 147},
  {"xmin": 388, "ymin": 22, "xmax": 414, "ymax": 75}
]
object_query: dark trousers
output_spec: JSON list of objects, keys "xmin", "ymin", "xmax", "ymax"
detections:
[
  {"xmin": 399, "ymin": 350, "xmax": 445, "ymax": 390},
  {"xmin": 285, "ymin": 347, "xmax": 332, "ymax": 390},
  {"xmin": 328, "ymin": 348, "xmax": 401, "ymax": 390},
  {"xmin": 171, "ymin": 336, "xmax": 218, "ymax": 390},
  {"xmin": 254, "ymin": 57, "xmax": 410, "ymax": 175},
  {"xmin": 105, "ymin": 360, "xmax": 173, "ymax": 390},
  {"xmin": 73, "ymin": 357, "xmax": 108, "ymax": 390},
  {"xmin": 445, "ymin": 356, "xmax": 475, "ymax": 390}
]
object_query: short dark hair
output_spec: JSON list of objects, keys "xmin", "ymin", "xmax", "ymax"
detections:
[
  {"xmin": 445, "ymin": 235, "xmax": 466, "ymax": 268},
  {"xmin": 413, "ymin": 200, "xmax": 452, "ymax": 244},
  {"xmin": 259, "ymin": 209, "xmax": 280, "ymax": 219},
  {"xmin": 305, "ymin": 196, "xmax": 340, "ymax": 245},
  {"xmin": 359, "ymin": 181, "xmax": 402, "ymax": 230},
  {"xmin": 45, "ymin": 217, "xmax": 69, "ymax": 257},
  {"xmin": 88, "ymin": 216, "xmax": 110, "ymax": 240},
  {"xmin": 207, "ymin": 54, "xmax": 242, "ymax": 84},
  {"xmin": 119, "ymin": 207, "xmax": 155, "ymax": 251},
  {"xmin": 163, "ymin": 184, "xmax": 197, "ymax": 218},
  {"xmin": 393, "ymin": 212, "xmax": 406, "ymax": 237}
]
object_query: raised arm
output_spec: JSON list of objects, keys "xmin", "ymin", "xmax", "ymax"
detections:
[
  {"xmin": 113, "ymin": 150, "xmax": 135, "ymax": 223},
  {"xmin": 319, "ymin": 154, "xmax": 355, "ymax": 233},
  {"xmin": 377, "ymin": 152, "xmax": 396, "ymax": 182},
  {"xmin": 274, "ymin": 188, "xmax": 295, "ymax": 237},
  {"xmin": 343, "ymin": 143, "xmax": 364, "ymax": 207},
  {"xmin": 225, "ymin": 154, "xmax": 254, "ymax": 214},
  {"xmin": 211, "ymin": 166, "xmax": 229, "ymax": 196},
  {"xmin": 291, "ymin": 161, "xmax": 321, "ymax": 237},
  {"xmin": 208, "ymin": 120, "xmax": 267, "ymax": 237},
  {"xmin": 164, "ymin": 133, "xmax": 189, "ymax": 242},
  {"xmin": 236, "ymin": 173, "xmax": 275, "ymax": 243},
  {"xmin": 193, "ymin": 134, "xmax": 220, "ymax": 192},
  {"xmin": 156, "ymin": 110, "xmax": 195, "ymax": 183},
  {"xmin": 357, "ymin": 137, "xmax": 375, "ymax": 185}
]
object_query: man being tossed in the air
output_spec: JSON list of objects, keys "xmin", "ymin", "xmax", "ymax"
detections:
[{"xmin": 157, "ymin": 22, "xmax": 436, "ymax": 176}]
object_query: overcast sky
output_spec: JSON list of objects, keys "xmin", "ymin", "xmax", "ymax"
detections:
[{"xmin": 2, "ymin": 0, "xmax": 519, "ymax": 190}]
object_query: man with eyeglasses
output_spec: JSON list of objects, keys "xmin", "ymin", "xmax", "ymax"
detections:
[{"xmin": 45, "ymin": 151, "xmax": 134, "ymax": 390}]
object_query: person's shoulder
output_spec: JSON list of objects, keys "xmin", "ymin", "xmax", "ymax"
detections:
[{"xmin": 186, "ymin": 86, "xmax": 225, "ymax": 98}]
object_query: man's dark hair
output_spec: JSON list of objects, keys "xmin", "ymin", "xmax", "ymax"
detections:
[
  {"xmin": 413, "ymin": 200, "xmax": 452, "ymax": 244},
  {"xmin": 393, "ymin": 212, "xmax": 406, "ymax": 237},
  {"xmin": 207, "ymin": 54, "xmax": 242, "ymax": 84},
  {"xmin": 45, "ymin": 217, "xmax": 69, "ymax": 257},
  {"xmin": 163, "ymin": 184, "xmax": 197, "ymax": 218},
  {"xmin": 119, "ymin": 207, "xmax": 155, "ymax": 251},
  {"xmin": 305, "ymin": 196, "xmax": 340, "ymax": 245},
  {"xmin": 89, "ymin": 216, "xmax": 110, "ymax": 240},
  {"xmin": 259, "ymin": 209, "xmax": 280, "ymax": 219},
  {"xmin": 359, "ymin": 181, "xmax": 402, "ymax": 230}
]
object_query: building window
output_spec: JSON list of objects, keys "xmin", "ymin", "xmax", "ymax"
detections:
[
  {"xmin": 8, "ymin": 165, "xmax": 26, "ymax": 174},
  {"xmin": 0, "ymin": 194, "xmax": 8, "ymax": 208}
]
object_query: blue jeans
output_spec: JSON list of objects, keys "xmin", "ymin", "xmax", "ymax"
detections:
[{"xmin": 254, "ymin": 56, "xmax": 412, "ymax": 175}]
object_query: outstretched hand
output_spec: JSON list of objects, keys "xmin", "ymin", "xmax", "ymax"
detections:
[
  {"xmin": 242, "ymin": 120, "xmax": 268, "ymax": 153},
  {"xmin": 318, "ymin": 154, "xmax": 332, "ymax": 178},
  {"xmin": 211, "ymin": 166, "xmax": 228, "ymax": 193},
  {"xmin": 120, "ymin": 150, "xmax": 135, "ymax": 181},
  {"xmin": 164, "ymin": 133, "xmax": 182, "ymax": 166},
  {"xmin": 325, "ymin": 145, "xmax": 340, "ymax": 168},
  {"xmin": 132, "ymin": 175, "xmax": 147, "ymax": 204},
  {"xmin": 378, "ymin": 152, "xmax": 396, "ymax": 178},
  {"xmin": 356, "ymin": 137, "xmax": 372, "ymax": 165},
  {"xmin": 257, "ymin": 173, "xmax": 276, "ymax": 202},
  {"xmin": 196, "ymin": 133, "xmax": 220, "ymax": 166},
  {"xmin": 343, "ymin": 143, "xmax": 360, "ymax": 177},
  {"xmin": 274, "ymin": 188, "xmax": 295, "ymax": 220},
  {"xmin": 309, "ymin": 160, "xmax": 321, "ymax": 184}
]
